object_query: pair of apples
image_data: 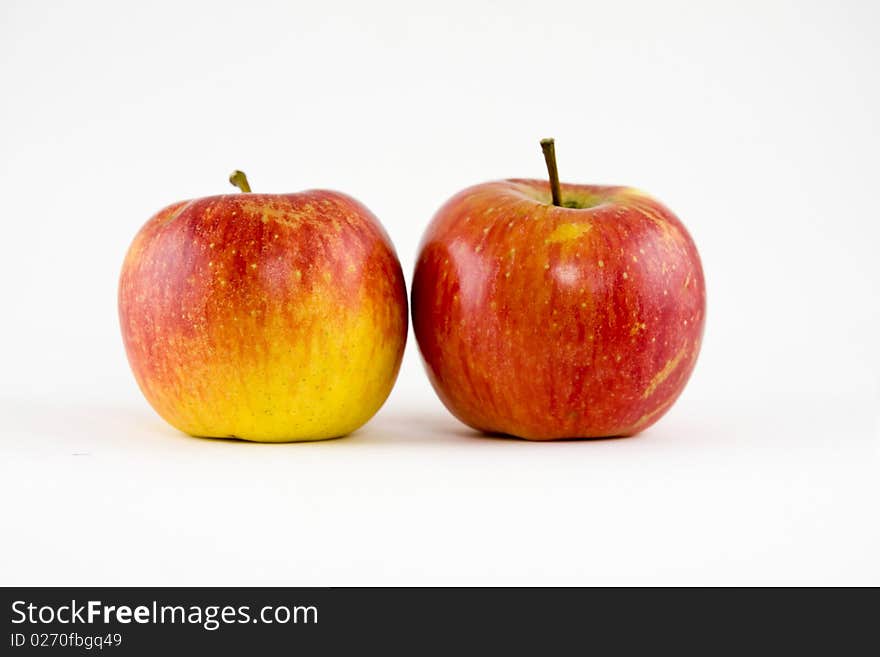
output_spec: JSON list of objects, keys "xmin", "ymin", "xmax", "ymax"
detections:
[{"xmin": 119, "ymin": 140, "xmax": 705, "ymax": 442}]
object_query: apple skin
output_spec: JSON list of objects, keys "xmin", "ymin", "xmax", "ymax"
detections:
[
  {"xmin": 119, "ymin": 191, "xmax": 407, "ymax": 442},
  {"xmin": 411, "ymin": 179, "xmax": 705, "ymax": 440}
]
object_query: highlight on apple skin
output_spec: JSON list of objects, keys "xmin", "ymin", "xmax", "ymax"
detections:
[
  {"xmin": 119, "ymin": 172, "xmax": 408, "ymax": 442},
  {"xmin": 411, "ymin": 141, "xmax": 705, "ymax": 440}
]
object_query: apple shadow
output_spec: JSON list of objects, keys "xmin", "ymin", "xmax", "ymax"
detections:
[
  {"xmin": 350, "ymin": 409, "xmax": 649, "ymax": 446},
  {"xmin": 184, "ymin": 431, "xmax": 351, "ymax": 446},
  {"xmin": 467, "ymin": 428, "xmax": 642, "ymax": 443},
  {"xmin": 171, "ymin": 408, "xmax": 651, "ymax": 447},
  {"xmin": 1, "ymin": 396, "xmax": 652, "ymax": 452}
]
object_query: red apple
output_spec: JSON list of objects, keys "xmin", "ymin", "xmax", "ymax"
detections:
[
  {"xmin": 119, "ymin": 171, "xmax": 407, "ymax": 442},
  {"xmin": 411, "ymin": 140, "xmax": 705, "ymax": 439}
]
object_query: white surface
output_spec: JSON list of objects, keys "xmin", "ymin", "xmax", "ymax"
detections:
[
  {"xmin": 1, "ymin": 0, "xmax": 878, "ymax": 585},
  {"xmin": 2, "ymin": 399, "xmax": 878, "ymax": 586}
]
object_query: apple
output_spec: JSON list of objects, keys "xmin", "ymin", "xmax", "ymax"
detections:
[
  {"xmin": 119, "ymin": 171, "xmax": 407, "ymax": 442},
  {"xmin": 411, "ymin": 140, "xmax": 705, "ymax": 440}
]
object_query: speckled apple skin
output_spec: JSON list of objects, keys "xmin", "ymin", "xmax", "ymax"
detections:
[
  {"xmin": 411, "ymin": 179, "xmax": 705, "ymax": 440},
  {"xmin": 119, "ymin": 191, "xmax": 407, "ymax": 442}
]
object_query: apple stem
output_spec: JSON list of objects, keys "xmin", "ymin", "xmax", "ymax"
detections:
[
  {"xmin": 228, "ymin": 170, "xmax": 252, "ymax": 193},
  {"xmin": 540, "ymin": 138, "xmax": 562, "ymax": 207}
]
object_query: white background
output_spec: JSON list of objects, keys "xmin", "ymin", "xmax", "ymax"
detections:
[{"xmin": 1, "ymin": 0, "xmax": 878, "ymax": 585}]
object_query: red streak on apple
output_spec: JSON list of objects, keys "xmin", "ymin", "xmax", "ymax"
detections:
[{"xmin": 412, "ymin": 179, "xmax": 705, "ymax": 440}]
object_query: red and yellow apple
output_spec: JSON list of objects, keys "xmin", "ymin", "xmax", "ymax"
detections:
[
  {"xmin": 412, "ymin": 140, "xmax": 705, "ymax": 440},
  {"xmin": 119, "ymin": 171, "xmax": 407, "ymax": 442}
]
